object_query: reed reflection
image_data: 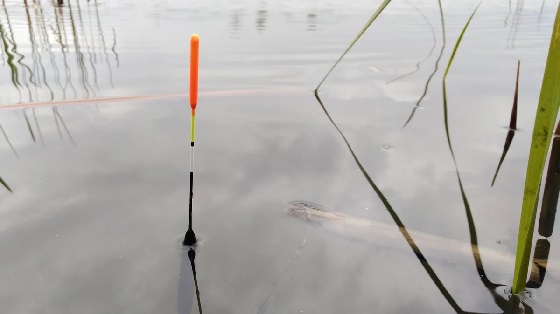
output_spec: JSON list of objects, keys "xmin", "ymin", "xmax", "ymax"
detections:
[
  {"xmin": 0, "ymin": 121, "xmax": 17, "ymax": 192},
  {"xmin": 439, "ymin": 4, "xmax": 515, "ymax": 309},
  {"xmin": 314, "ymin": 91, "xmax": 535, "ymax": 314},
  {"xmin": 539, "ymin": 122, "xmax": 560, "ymax": 237},
  {"xmin": 401, "ymin": 0, "xmax": 446, "ymax": 129},
  {"xmin": 306, "ymin": 13, "xmax": 316, "ymax": 31},
  {"xmin": 507, "ymin": 0, "xmax": 524, "ymax": 48},
  {"xmin": 2, "ymin": 1, "xmax": 38, "ymax": 102},
  {"xmin": 517, "ymin": 121, "xmax": 560, "ymax": 292},
  {"xmin": 539, "ymin": 0, "xmax": 546, "ymax": 27},
  {"xmin": 53, "ymin": 106, "xmax": 75, "ymax": 145},
  {"xmin": 313, "ymin": 3, "xmax": 550, "ymax": 311},
  {"xmin": 0, "ymin": 122, "xmax": 18, "ymax": 158},
  {"xmin": 526, "ymin": 239, "xmax": 550, "ymax": 289},
  {"xmin": 256, "ymin": 9, "xmax": 267, "ymax": 31},
  {"xmin": 0, "ymin": 0, "xmax": 118, "ymax": 103},
  {"xmin": 315, "ymin": 92, "xmax": 464, "ymax": 313},
  {"xmin": 315, "ymin": 90, "xmax": 549, "ymax": 313},
  {"xmin": 386, "ymin": 0, "xmax": 436, "ymax": 85}
]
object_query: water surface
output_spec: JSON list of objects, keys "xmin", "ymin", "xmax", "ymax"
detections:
[{"xmin": 0, "ymin": 0, "xmax": 559, "ymax": 313}]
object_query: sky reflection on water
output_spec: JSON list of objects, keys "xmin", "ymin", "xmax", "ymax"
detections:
[{"xmin": 0, "ymin": 0, "xmax": 559, "ymax": 313}]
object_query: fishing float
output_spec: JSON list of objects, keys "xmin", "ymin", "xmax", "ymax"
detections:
[{"xmin": 183, "ymin": 34, "xmax": 199, "ymax": 246}]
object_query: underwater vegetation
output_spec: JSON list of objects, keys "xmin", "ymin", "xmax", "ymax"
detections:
[
  {"xmin": 512, "ymin": 2, "xmax": 560, "ymax": 295},
  {"xmin": 316, "ymin": 0, "xmax": 560, "ymax": 302}
]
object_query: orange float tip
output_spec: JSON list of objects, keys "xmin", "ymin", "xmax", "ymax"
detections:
[{"xmin": 190, "ymin": 34, "xmax": 199, "ymax": 110}]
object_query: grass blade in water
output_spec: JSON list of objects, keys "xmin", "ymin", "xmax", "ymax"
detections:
[
  {"xmin": 402, "ymin": 0, "xmax": 446, "ymax": 129},
  {"xmin": 512, "ymin": 3, "xmax": 560, "ymax": 294},
  {"xmin": 492, "ymin": 61, "xmax": 521, "ymax": 186},
  {"xmin": 315, "ymin": 93, "xmax": 464, "ymax": 313},
  {"xmin": 491, "ymin": 130, "xmax": 515, "ymax": 186},
  {"xmin": 510, "ymin": 61, "xmax": 520, "ymax": 130},
  {"xmin": 386, "ymin": 0, "xmax": 436, "ymax": 84},
  {"xmin": 23, "ymin": 109, "xmax": 36, "ymax": 143},
  {"xmin": 441, "ymin": 1, "xmax": 505, "ymax": 291},
  {"xmin": 315, "ymin": 0, "xmax": 392, "ymax": 92},
  {"xmin": 0, "ymin": 176, "xmax": 12, "ymax": 192}
]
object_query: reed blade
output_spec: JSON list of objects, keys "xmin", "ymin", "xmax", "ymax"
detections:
[
  {"xmin": 492, "ymin": 63, "xmax": 521, "ymax": 186},
  {"xmin": 491, "ymin": 130, "xmax": 515, "ymax": 186},
  {"xmin": 315, "ymin": 0, "xmax": 392, "ymax": 92},
  {"xmin": 510, "ymin": 61, "xmax": 520, "ymax": 130},
  {"xmin": 386, "ymin": 0, "xmax": 436, "ymax": 85},
  {"xmin": 402, "ymin": 0, "xmax": 446, "ymax": 129},
  {"xmin": 315, "ymin": 93, "xmax": 464, "ymax": 313},
  {"xmin": 0, "ymin": 176, "xmax": 12, "ymax": 192},
  {"xmin": 512, "ymin": 3, "xmax": 560, "ymax": 294},
  {"xmin": 441, "ymin": 1, "xmax": 503, "ymax": 291}
]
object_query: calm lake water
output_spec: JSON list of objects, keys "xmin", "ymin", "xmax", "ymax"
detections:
[{"xmin": 1, "ymin": 0, "xmax": 559, "ymax": 313}]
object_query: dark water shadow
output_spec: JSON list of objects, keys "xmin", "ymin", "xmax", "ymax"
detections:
[
  {"xmin": 402, "ymin": 0, "xmax": 446, "ymax": 129},
  {"xmin": 178, "ymin": 247, "xmax": 203, "ymax": 314}
]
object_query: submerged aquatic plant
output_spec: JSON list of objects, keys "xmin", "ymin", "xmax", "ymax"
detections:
[
  {"xmin": 440, "ymin": 0, "xmax": 507, "ymax": 294},
  {"xmin": 386, "ymin": 0, "xmax": 437, "ymax": 85},
  {"xmin": 402, "ymin": 0, "xmax": 446, "ymax": 129},
  {"xmin": 315, "ymin": 0, "xmax": 392, "ymax": 93},
  {"xmin": 0, "ymin": 176, "xmax": 12, "ymax": 192},
  {"xmin": 491, "ymin": 61, "xmax": 520, "ymax": 186},
  {"xmin": 512, "ymin": 3, "xmax": 560, "ymax": 295},
  {"xmin": 314, "ymin": 93, "xmax": 465, "ymax": 313}
]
